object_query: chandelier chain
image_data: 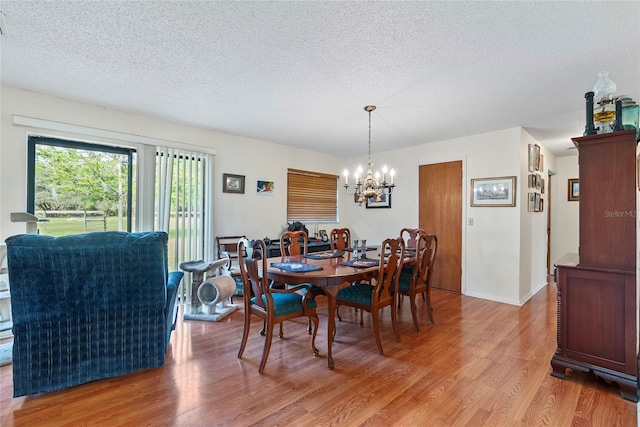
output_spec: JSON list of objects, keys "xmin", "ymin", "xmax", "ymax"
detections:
[{"xmin": 368, "ymin": 108, "xmax": 372, "ymax": 162}]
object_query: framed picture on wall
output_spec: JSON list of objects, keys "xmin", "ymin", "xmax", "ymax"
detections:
[
  {"xmin": 528, "ymin": 193, "xmax": 535, "ymax": 212},
  {"xmin": 528, "ymin": 144, "xmax": 536, "ymax": 172},
  {"xmin": 470, "ymin": 176, "xmax": 516, "ymax": 207},
  {"xmin": 257, "ymin": 180, "xmax": 274, "ymax": 195},
  {"xmin": 366, "ymin": 193, "xmax": 391, "ymax": 209},
  {"xmin": 222, "ymin": 173, "xmax": 245, "ymax": 194},
  {"xmin": 568, "ymin": 178, "xmax": 579, "ymax": 201}
]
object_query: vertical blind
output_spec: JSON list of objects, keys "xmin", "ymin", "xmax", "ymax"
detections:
[
  {"xmin": 287, "ymin": 168, "xmax": 339, "ymax": 222},
  {"xmin": 156, "ymin": 147, "xmax": 214, "ymax": 304}
]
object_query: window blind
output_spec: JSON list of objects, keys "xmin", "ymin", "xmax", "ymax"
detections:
[{"xmin": 287, "ymin": 168, "xmax": 339, "ymax": 222}]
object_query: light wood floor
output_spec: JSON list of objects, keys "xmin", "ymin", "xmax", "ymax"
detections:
[{"xmin": 0, "ymin": 284, "xmax": 636, "ymax": 426}]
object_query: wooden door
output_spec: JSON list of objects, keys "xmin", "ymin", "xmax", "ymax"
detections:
[{"xmin": 419, "ymin": 161, "xmax": 462, "ymax": 292}]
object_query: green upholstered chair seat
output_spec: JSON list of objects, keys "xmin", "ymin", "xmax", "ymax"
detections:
[
  {"xmin": 251, "ymin": 292, "xmax": 317, "ymax": 316},
  {"xmin": 398, "ymin": 271, "xmax": 412, "ymax": 292},
  {"xmin": 337, "ymin": 283, "xmax": 374, "ymax": 305}
]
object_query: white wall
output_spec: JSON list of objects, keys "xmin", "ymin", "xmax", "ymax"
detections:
[
  {"xmin": 552, "ymin": 155, "xmax": 580, "ymax": 264},
  {"xmin": 341, "ymin": 127, "xmax": 552, "ymax": 305},
  {"xmin": 518, "ymin": 129, "xmax": 555, "ymax": 304},
  {"xmin": 0, "ymin": 86, "xmax": 350, "ymax": 242},
  {"xmin": 1, "ymin": 85, "xmax": 566, "ymax": 305}
]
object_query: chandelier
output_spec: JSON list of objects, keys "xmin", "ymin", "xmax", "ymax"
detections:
[{"xmin": 343, "ymin": 105, "xmax": 395, "ymax": 205}]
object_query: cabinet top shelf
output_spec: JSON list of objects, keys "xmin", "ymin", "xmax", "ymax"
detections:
[{"xmin": 572, "ymin": 129, "xmax": 637, "ymax": 147}]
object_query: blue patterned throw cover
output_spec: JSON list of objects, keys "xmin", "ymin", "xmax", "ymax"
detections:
[
  {"xmin": 340, "ymin": 258, "xmax": 380, "ymax": 268},
  {"xmin": 303, "ymin": 251, "xmax": 344, "ymax": 260},
  {"xmin": 5, "ymin": 231, "xmax": 184, "ymax": 397},
  {"xmin": 270, "ymin": 261, "xmax": 323, "ymax": 272}
]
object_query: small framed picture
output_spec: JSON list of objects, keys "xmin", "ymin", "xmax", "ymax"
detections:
[
  {"xmin": 366, "ymin": 193, "xmax": 391, "ymax": 209},
  {"xmin": 528, "ymin": 193, "xmax": 535, "ymax": 212},
  {"xmin": 534, "ymin": 145, "xmax": 541, "ymax": 171},
  {"xmin": 257, "ymin": 180, "xmax": 274, "ymax": 195},
  {"xmin": 528, "ymin": 144, "xmax": 536, "ymax": 172},
  {"xmin": 470, "ymin": 176, "xmax": 516, "ymax": 207},
  {"xmin": 223, "ymin": 173, "xmax": 245, "ymax": 194},
  {"xmin": 568, "ymin": 178, "xmax": 579, "ymax": 201}
]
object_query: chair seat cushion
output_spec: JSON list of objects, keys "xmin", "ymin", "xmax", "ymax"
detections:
[
  {"xmin": 251, "ymin": 292, "xmax": 317, "ymax": 316},
  {"xmin": 398, "ymin": 270, "xmax": 412, "ymax": 292},
  {"xmin": 337, "ymin": 283, "xmax": 373, "ymax": 305}
]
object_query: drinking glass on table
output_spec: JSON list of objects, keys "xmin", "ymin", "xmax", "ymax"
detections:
[
  {"xmin": 360, "ymin": 240, "xmax": 367, "ymax": 258},
  {"xmin": 352, "ymin": 240, "xmax": 359, "ymax": 258}
]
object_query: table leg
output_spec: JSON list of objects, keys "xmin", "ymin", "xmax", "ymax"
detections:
[{"xmin": 323, "ymin": 286, "xmax": 340, "ymax": 369}]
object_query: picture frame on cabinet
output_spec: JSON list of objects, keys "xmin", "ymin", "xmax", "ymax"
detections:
[
  {"xmin": 470, "ymin": 176, "xmax": 516, "ymax": 207},
  {"xmin": 568, "ymin": 178, "xmax": 579, "ymax": 201},
  {"xmin": 223, "ymin": 173, "xmax": 245, "ymax": 194}
]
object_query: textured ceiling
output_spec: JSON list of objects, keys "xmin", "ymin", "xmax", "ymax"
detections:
[{"xmin": 1, "ymin": 1, "xmax": 638, "ymax": 158}]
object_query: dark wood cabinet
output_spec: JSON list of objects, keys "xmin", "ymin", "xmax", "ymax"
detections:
[
  {"xmin": 266, "ymin": 241, "xmax": 332, "ymax": 258},
  {"xmin": 551, "ymin": 129, "xmax": 638, "ymax": 402}
]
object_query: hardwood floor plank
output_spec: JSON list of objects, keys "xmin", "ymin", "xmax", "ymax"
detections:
[{"xmin": 0, "ymin": 284, "xmax": 636, "ymax": 426}]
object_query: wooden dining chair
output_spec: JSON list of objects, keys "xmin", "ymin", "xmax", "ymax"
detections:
[
  {"xmin": 400, "ymin": 227, "xmax": 425, "ymax": 252},
  {"xmin": 398, "ymin": 233, "xmax": 438, "ymax": 331},
  {"xmin": 336, "ymin": 236, "xmax": 405, "ymax": 355},
  {"xmin": 280, "ymin": 230, "xmax": 309, "ymax": 256},
  {"xmin": 398, "ymin": 227, "xmax": 425, "ymax": 307},
  {"xmin": 279, "ymin": 229, "xmax": 324, "ymax": 333},
  {"xmin": 329, "ymin": 228, "xmax": 351, "ymax": 252},
  {"xmin": 237, "ymin": 238, "xmax": 320, "ymax": 373}
]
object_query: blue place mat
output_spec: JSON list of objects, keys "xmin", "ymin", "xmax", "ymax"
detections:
[
  {"xmin": 340, "ymin": 258, "xmax": 380, "ymax": 268},
  {"xmin": 303, "ymin": 251, "xmax": 344, "ymax": 260},
  {"xmin": 270, "ymin": 262, "xmax": 323, "ymax": 272}
]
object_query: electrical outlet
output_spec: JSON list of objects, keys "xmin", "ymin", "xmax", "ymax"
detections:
[{"xmin": 468, "ymin": 218, "xmax": 474, "ymax": 226}]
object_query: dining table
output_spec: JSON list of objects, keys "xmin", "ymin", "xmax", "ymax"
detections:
[{"xmin": 262, "ymin": 246, "xmax": 413, "ymax": 369}]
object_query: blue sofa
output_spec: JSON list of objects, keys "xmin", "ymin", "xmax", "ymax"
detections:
[{"xmin": 5, "ymin": 231, "xmax": 183, "ymax": 397}]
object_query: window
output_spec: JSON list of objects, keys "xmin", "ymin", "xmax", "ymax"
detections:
[
  {"xmin": 287, "ymin": 168, "xmax": 339, "ymax": 223},
  {"xmin": 27, "ymin": 136, "xmax": 135, "ymax": 235}
]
